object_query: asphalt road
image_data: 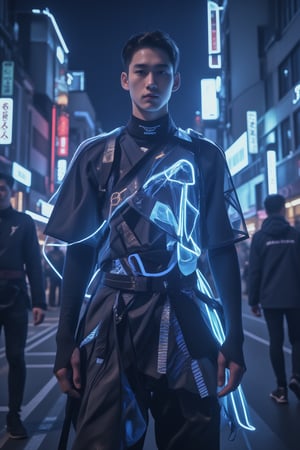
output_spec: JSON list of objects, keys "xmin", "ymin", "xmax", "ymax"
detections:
[{"xmin": 0, "ymin": 299, "xmax": 299, "ymax": 449}]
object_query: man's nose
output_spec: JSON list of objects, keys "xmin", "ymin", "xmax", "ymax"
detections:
[{"xmin": 146, "ymin": 73, "xmax": 157, "ymax": 89}]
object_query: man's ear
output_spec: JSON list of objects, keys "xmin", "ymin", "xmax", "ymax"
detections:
[
  {"xmin": 121, "ymin": 72, "xmax": 129, "ymax": 91},
  {"xmin": 172, "ymin": 72, "xmax": 181, "ymax": 92}
]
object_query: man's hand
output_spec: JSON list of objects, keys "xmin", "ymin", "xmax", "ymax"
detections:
[
  {"xmin": 251, "ymin": 304, "xmax": 262, "ymax": 317},
  {"xmin": 32, "ymin": 307, "xmax": 45, "ymax": 325},
  {"xmin": 217, "ymin": 351, "xmax": 246, "ymax": 398},
  {"xmin": 55, "ymin": 347, "xmax": 81, "ymax": 399}
]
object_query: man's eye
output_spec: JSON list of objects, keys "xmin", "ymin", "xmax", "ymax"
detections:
[{"xmin": 157, "ymin": 70, "xmax": 169, "ymax": 76}]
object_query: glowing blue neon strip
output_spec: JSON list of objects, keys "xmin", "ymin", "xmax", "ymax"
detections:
[
  {"xmin": 143, "ymin": 159, "xmax": 201, "ymax": 276},
  {"xmin": 42, "ymin": 236, "xmax": 63, "ymax": 280},
  {"xmin": 84, "ymin": 268, "xmax": 101, "ymax": 299},
  {"xmin": 80, "ymin": 321, "xmax": 102, "ymax": 348},
  {"xmin": 143, "ymin": 159, "xmax": 195, "ymax": 188},
  {"xmin": 196, "ymin": 269, "xmax": 255, "ymax": 431},
  {"xmin": 42, "ymin": 220, "xmax": 106, "ymax": 283},
  {"xmin": 127, "ymin": 253, "xmax": 177, "ymax": 277}
]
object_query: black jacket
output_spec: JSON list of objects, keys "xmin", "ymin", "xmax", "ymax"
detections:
[
  {"xmin": 248, "ymin": 214, "xmax": 300, "ymax": 309},
  {"xmin": 0, "ymin": 206, "xmax": 46, "ymax": 309}
]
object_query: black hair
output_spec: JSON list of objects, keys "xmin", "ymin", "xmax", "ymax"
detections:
[
  {"xmin": 121, "ymin": 30, "xmax": 180, "ymax": 72},
  {"xmin": 0, "ymin": 172, "xmax": 14, "ymax": 189},
  {"xmin": 264, "ymin": 194, "xmax": 285, "ymax": 215}
]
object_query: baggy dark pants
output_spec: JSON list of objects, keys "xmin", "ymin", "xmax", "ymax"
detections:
[{"xmin": 68, "ymin": 287, "xmax": 220, "ymax": 450}]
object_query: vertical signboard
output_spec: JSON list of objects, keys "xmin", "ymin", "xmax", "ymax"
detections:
[
  {"xmin": 207, "ymin": 1, "xmax": 221, "ymax": 68},
  {"xmin": 57, "ymin": 112, "xmax": 69, "ymax": 157},
  {"xmin": 201, "ymin": 78, "xmax": 219, "ymax": 120},
  {"xmin": 0, "ymin": 98, "xmax": 13, "ymax": 145},
  {"xmin": 50, "ymin": 106, "xmax": 69, "ymax": 191},
  {"xmin": 1, "ymin": 61, "xmax": 14, "ymax": 96},
  {"xmin": 267, "ymin": 150, "xmax": 277, "ymax": 194},
  {"xmin": 247, "ymin": 111, "xmax": 258, "ymax": 154},
  {"xmin": 56, "ymin": 111, "xmax": 69, "ymax": 184}
]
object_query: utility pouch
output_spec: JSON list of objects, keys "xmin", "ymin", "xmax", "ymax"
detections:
[{"xmin": 0, "ymin": 281, "xmax": 21, "ymax": 310}]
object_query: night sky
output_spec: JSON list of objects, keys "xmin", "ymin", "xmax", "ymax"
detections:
[{"xmin": 14, "ymin": 0, "xmax": 211, "ymax": 131}]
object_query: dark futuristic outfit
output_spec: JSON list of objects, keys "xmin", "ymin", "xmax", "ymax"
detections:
[
  {"xmin": 45, "ymin": 115, "xmax": 252, "ymax": 449},
  {"xmin": 0, "ymin": 206, "xmax": 46, "ymax": 418}
]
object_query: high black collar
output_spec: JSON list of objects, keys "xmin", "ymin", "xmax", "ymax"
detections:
[{"xmin": 125, "ymin": 114, "xmax": 177, "ymax": 144}]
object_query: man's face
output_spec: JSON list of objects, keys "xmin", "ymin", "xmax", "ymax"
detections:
[
  {"xmin": 121, "ymin": 47, "xmax": 180, "ymax": 121},
  {"xmin": 0, "ymin": 179, "xmax": 12, "ymax": 210}
]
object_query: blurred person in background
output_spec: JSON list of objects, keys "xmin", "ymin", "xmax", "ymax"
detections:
[
  {"xmin": 248, "ymin": 194, "xmax": 300, "ymax": 404},
  {"xmin": 0, "ymin": 172, "xmax": 46, "ymax": 439}
]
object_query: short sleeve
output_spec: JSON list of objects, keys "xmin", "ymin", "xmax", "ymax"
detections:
[
  {"xmin": 44, "ymin": 140, "xmax": 105, "ymax": 247},
  {"xmin": 198, "ymin": 139, "xmax": 248, "ymax": 249}
]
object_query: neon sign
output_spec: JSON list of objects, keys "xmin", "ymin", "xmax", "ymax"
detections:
[{"xmin": 0, "ymin": 98, "xmax": 13, "ymax": 145}]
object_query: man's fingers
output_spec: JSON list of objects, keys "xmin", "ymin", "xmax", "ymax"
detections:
[
  {"xmin": 32, "ymin": 308, "xmax": 45, "ymax": 325},
  {"xmin": 218, "ymin": 373, "xmax": 240, "ymax": 397},
  {"xmin": 217, "ymin": 352, "xmax": 245, "ymax": 398},
  {"xmin": 55, "ymin": 367, "xmax": 81, "ymax": 399},
  {"xmin": 56, "ymin": 368, "xmax": 72, "ymax": 393},
  {"xmin": 217, "ymin": 351, "xmax": 226, "ymax": 388},
  {"xmin": 71, "ymin": 347, "xmax": 81, "ymax": 390}
]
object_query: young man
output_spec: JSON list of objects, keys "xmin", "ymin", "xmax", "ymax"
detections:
[
  {"xmin": 0, "ymin": 172, "xmax": 46, "ymax": 439},
  {"xmin": 45, "ymin": 31, "xmax": 249, "ymax": 449},
  {"xmin": 248, "ymin": 194, "xmax": 300, "ymax": 404}
]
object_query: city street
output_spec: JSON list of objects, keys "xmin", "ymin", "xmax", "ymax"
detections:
[
  {"xmin": 0, "ymin": 299, "xmax": 299, "ymax": 450},
  {"xmin": 1, "ymin": 2, "xmax": 299, "ymax": 448}
]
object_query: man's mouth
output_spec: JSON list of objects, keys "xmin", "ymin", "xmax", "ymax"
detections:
[{"xmin": 143, "ymin": 94, "xmax": 158, "ymax": 99}]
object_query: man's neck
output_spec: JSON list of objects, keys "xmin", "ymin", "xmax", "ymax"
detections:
[{"xmin": 126, "ymin": 114, "xmax": 176, "ymax": 141}]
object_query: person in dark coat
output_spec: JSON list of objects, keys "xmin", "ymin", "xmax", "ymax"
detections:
[
  {"xmin": 0, "ymin": 172, "xmax": 46, "ymax": 439},
  {"xmin": 248, "ymin": 194, "xmax": 300, "ymax": 404},
  {"xmin": 45, "ymin": 30, "xmax": 251, "ymax": 449}
]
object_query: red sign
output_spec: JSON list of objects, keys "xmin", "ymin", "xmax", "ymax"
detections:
[{"xmin": 57, "ymin": 112, "xmax": 69, "ymax": 157}]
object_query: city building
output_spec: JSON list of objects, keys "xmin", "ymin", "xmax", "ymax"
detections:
[
  {"xmin": 2, "ymin": 0, "xmax": 300, "ymax": 238},
  {"xmin": 202, "ymin": 0, "xmax": 300, "ymax": 235},
  {"xmin": 0, "ymin": 0, "xmax": 98, "ymax": 238}
]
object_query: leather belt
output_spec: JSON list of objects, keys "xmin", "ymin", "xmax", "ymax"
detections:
[
  {"xmin": 0, "ymin": 270, "xmax": 24, "ymax": 280},
  {"xmin": 100, "ymin": 271, "xmax": 196, "ymax": 292}
]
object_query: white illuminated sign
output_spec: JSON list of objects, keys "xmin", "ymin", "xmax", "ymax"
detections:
[
  {"xmin": 38, "ymin": 199, "xmax": 54, "ymax": 218},
  {"xmin": 25, "ymin": 210, "xmax": 48, "ymax": 224},
  {"xmin": 207, "ymin": 1, "xmax": 222, "ymax": 68},
  {"xmin": 56, "ymin": 46, "xmax": 64, "ymax": 64},
  {"xmin": 12, "ymin": 162, "xmax": 32, "ymax": 187},
  {"xmin": 225, "ymin": 132, "xmax": 249, "ymax": 176},
  {"xmin": 267, "ymin": 150, "xmax": 277, "ymax": 194},
  {"xmin": 56, "ymin": 159, "xmax": 67, "ymax": 183},
  {"xmin": 293, "ymin": 83, "xmax": 300, "ymax": 105},
  {"xmin": 201, "ymin": 78, "xmax": 219, "ymax": 120},
  {"xmin": 0, "ymin": 98, "xmax": 13, "ymax": 145},
  {"xmin": 247, "ymin": 110, "xmax": 258, "ymax": 154}
]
